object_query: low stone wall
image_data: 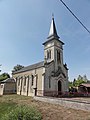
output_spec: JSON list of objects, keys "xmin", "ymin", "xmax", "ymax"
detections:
[{"xmin": 34, "ymin": 96, "xmax": 90, "ymax": 111}]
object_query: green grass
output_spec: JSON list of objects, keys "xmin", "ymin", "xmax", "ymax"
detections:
[
  {"xmin": 2, "ymin": 105, "xmax": 42, "ymax": 120},
  {"xmin": 0, "ymin": 95, "xmax": 42, "ymax": 120},
  {"xmin": 0, "ymin": 102, "xmax": 17, "ymax": 119}
]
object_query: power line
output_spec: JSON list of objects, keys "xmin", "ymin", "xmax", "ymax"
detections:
[{"xmin": 59, "ymin": 0, "xmax": 90, "ymax": 34}]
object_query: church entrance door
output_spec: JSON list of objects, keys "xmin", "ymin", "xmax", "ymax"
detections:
[
  {"xmin": 33, "ymin": 88, "xmax": 37, "ymax": 96},
  {"xmin": 58, "ymin": 81, "xmax": 62, "ymax": 95}
]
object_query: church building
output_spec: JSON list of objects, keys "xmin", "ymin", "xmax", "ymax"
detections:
[{"xmin": 12, "ymin": 16, "xmax": 69, "ymax": 97}]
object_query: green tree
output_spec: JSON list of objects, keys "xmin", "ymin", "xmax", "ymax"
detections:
[
  {"xmin": 69, "ymin": 75, "xmax": 88, "ymax": 88},
  {"xmin": 73, "ymin": 78, "xmax": 76, "ymax": 86},
  {"xmin": 83, "ymin": 74, "xmax": 88, "ymax": 82},
  {"xmin": 68, "ymin": 81, "xmax": 73, "ymax": 88},
  {"xmin": 0, "ymin": 73, "xmax": 10, "ymax": 81},
  {"xmin": 12, "ymin": 64, "xmax": 24, "ymax": 72},
  {"xmin": 72, "ymin": 75, "xmax": 87, "ymax": 87},
  {"xmin": 0, "ymin": 64, "xmax": 2, "ymax": 72},
  {"xmin": 77, "ymin": 75, "xmax": 83, "ymax": 80},
  {"xmin": 74, "ymin": 79, "xmax": 86, "ymax": 87}
]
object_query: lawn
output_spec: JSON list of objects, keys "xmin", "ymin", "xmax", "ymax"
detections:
[
  {"xmin": 0, "ymin": 102, "xmax": 17, "ymax": 118},
  {"xmin": 0, "ymin": 95, "xmax": 90, "ymax": 120},
  {"xmin": 0, "ymin": 95, "xmax": 41, "ymax": 120}
]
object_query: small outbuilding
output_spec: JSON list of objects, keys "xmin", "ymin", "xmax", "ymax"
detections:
[
  {"xmin": 0, "ymin": 78, "xmax": 16, "ymax": 95},
  {"xmin": 78, "ymin": 83, "xmax": 90, "ymax": 96}
]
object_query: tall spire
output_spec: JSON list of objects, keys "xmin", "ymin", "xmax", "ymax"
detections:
[
  {"xmin": 43, "ymin": 15, "xmax": 63, "ymax": 46},
  {"xmin": 48, "ymin": 15, "xmax": 59, "ymax": 39}
]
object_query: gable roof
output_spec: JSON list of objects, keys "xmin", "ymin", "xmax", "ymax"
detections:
[
  {"xmin": 1, "ymin": 78, "xmax": 16, "ymax": 83},
  {"xmin": 12, "ymin": 61, "xmax": 44, "ymax": 74}
]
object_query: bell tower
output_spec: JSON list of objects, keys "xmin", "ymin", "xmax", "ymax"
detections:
[{"xmin": 43, "ymin": 16, "xmax": 64, "ymax": 71}]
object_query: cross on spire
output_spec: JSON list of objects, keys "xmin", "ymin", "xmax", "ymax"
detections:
[{"xmin": 52, "ymin": 13, "xmax": 54, "ymax": 19}]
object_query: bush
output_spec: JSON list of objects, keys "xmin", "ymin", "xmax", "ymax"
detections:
[{"xmin": 2, "ymin": 105, "xmax": 42, "ymax": 120}]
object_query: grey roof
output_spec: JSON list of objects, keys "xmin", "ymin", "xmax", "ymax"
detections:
[
  {"xmin": 12, "ymin": 61, "xmax": 44, "ymax": 74},
  {"xmin": 80, "ymin": 83, "xmax": 90, "ymax": 88},
  {"xmin": 43, "ymin": 16, "xmax": 64, "ymax": 45},
  {"xmin": 48, "ymin": 16, "xmax": 59, "ymax": 38},
  {"xmin": 1, "ymin": 78, "xmax": 15, "ymax": 83}
]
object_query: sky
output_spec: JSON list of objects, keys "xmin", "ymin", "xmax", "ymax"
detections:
[{"xmin": 0, "ymin": 0, "xmax": 90, "ymax": 81}]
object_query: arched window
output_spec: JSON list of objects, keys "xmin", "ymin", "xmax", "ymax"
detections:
[
  {"xmin": 47, "ymin": 50, "xmax": 49, "ymax": 59},
  {"xmin": 58, "ymin": 81, "xmax": 62, "ymax": 95},
  {"xmin": 24, "ymin": 76, "xmax": 26, "ymax": 86},
  {"xmin": 31, "ymin": 75, "xmax": 34, "ymax": 86},
  {"xmin": 57, "ymin": 50, "xmax": 61, "ymax": 63},
  {"xmin": 47, "ymin": 50, "xmax": 51, "ymax": 59},
  {"xmin": 49, "ymin": 50, "xmax": 51, "ymax": 59}
]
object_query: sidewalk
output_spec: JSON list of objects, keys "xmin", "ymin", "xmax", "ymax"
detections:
[{"xmin": 34, "ymin": 96, "xmax": 90, "ymax": 111}]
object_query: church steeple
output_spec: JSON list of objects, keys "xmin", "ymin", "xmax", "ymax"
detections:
[
  {"xmin": 43, "ymin": 15, "xmax": 61, "ymax": 45},
  {"xmin": 43, "ymin": 15, "xmax": 64, "ymax": 70},
  {"xmin": 48, "ymin": 15, "xmax": 59, "ymax": 39}
]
